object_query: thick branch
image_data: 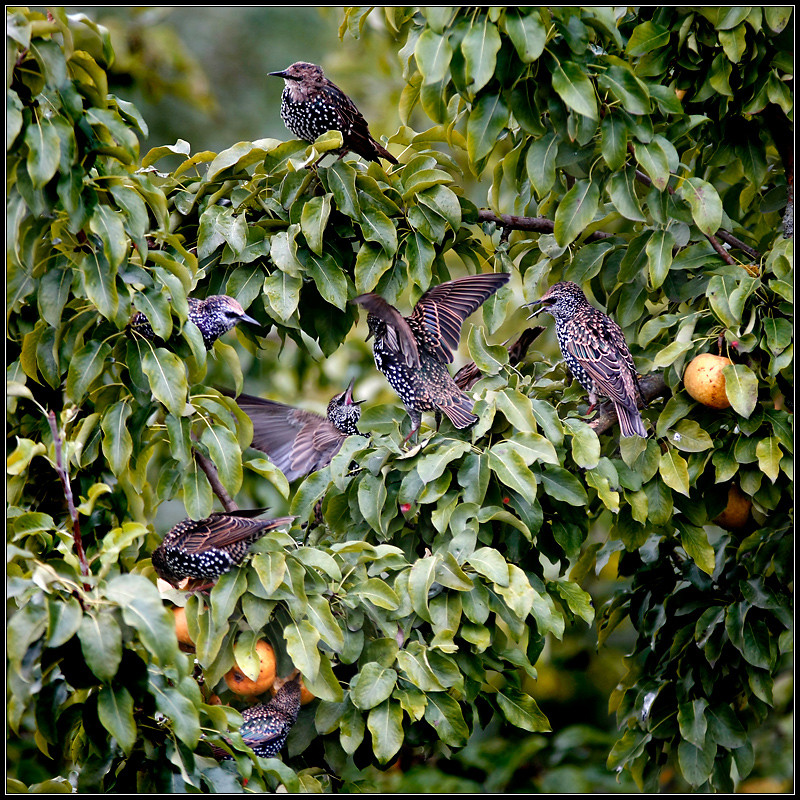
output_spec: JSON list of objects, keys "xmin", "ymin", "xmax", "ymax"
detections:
[
  {"xmin": 477, "ymin": 210, "xmax": 613, "ymax": 242},
  {"xmin": 588, "ymin": 373, "xmax": 669, "ymax": 437},
  {"xmin": 47, "ymin": 411, "xmax": 91, "ymax": 590},
  {"xmin": 193, "ymin": 448, "xmax": 239, "ymax": 512}
]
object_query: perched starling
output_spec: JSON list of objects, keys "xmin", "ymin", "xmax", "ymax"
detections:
[
  {"xmin": 526, "ymin": 281, "xmax": 647, "ymax": 438},
  {"xmin": 129, "ymin": 295, "xmax": 260, "ymax": 350},
  {"xmin": 269, "ymin": 61, "xmax": 398, "ymax": 165},
  {"xmin": 352, "ymin": 273, "xmax": 510, "ymax": 441},
  {"xmin": 212, "ymin": 673, "xmax": 302, "ymax": 760},
  {"xmin": 453, "ymin": 326, "xmax": 545, "ymax": 391},
  {"xmin": 224, "ymin": 379, "xmax": 363, "ymax": 482},
  {"xmin": 152, "ymin": 510, "xmax": 294, "ymax": 587}
]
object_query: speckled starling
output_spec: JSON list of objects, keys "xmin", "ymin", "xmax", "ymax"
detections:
[
  {"xmin": 453, "ymin": 325, "xmax": 545, "ymax": 391},
  {"xmin": 526, "ymin": 281, "xmax": 647, "ymax": 438},
  {"xmin": 151, "ymin": 510, "xmax": 294, "ymax": 587},
  {"xmin": 269, "ymin": 61, "xmax": 398, "ymax": 164},
  {"xmin": 352, "ymin": 273, "xmax": 510, "ymax": 441},
  {"xmin": 129, "ymin": 295, "xmax": 260, "ymax": 350},
  {"xmin": 225, "ymin": 379, "xmax": 363, "ymax": 482},
  {"xmin": 212, "ymin": 673, "xmax": 302, "ymax": 760}
]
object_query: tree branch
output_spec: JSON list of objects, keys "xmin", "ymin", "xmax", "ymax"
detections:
[
  {"xmin": 477, "ymin": 210, "xmax": 613, "ymax": 242},
  {"xmin": 47, "ymin": 411, "xmax": 91, "ymax": 591},
  {"xmin": 193, "ymin": 448, "xmax": 239, "ymax": 512},
  {"xmin": 588, "ymin": 373, "xmax": 669, "ymax": 437}
]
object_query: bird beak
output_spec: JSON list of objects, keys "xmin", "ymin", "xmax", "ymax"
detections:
[
  {"xmin": 239, "ymin": 313, "xmax": 261, "ymax": 327},
  {"xmin": 524, "ymin": 298, "xmax": 549, "ymax": 320},
  {"xmin": 343, "ymin": 378, "xmax": 363, "ymax": 406},
  {"xmin": 268, "ymin": 69, "xmax": 298, "ymax": 80}
]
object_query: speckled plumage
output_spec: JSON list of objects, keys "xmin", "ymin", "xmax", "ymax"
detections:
[
  {"xmin": 353, "ymin": 273, "xmax": 510, "ymax": 441},
  {"xmin": 213, "ymin": 674, "xmax": 302, "ymax": 760},
  {"xmin": 269, "ymin": 61, "xmax": 398, "ymax": 164},
  {"xmin": 129, "ymin": 295, "xmax": 260, "ymax": 350},
  {"xmin": 226, "ymin": 380, "xmax": 363, "ymax": 482},
  {"xmin": 527, "ymin": 281, "xmax": 647, "ymax": 438},
  {"xmin": 151, "ymin": 510, "xmax": 294, "ymax": 587}
]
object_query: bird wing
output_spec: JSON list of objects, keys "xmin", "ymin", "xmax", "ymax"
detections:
[
  {"xmin": 289, "ymin": 418, "xmax": 347, "ymax": 478},
  {"xmin": 320, "ymin": 82, "xmax": 388, "ymax": 160},
  {"xmin": 171, "ymin": 512, "xmax": 288, "ymax": 554},
  {"xmin": 352, "ymin": 293, "xmax": 421, "ymax": 367},
  {"xmin": 410, "ymin": 273, "xmax": 510, "ymax": 363},
  {"xmin": 565, "ymin": 328, "xmax": 640, "ymax": 410}
]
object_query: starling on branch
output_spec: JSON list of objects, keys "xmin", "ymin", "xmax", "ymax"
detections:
[
  {"xmin": 526, "ymin": 281, "xmax": 647, "ymax": 438},
  {"xmin": 353, "ymin": 273, "xmax": 510, "ymax": 442},
  {"xmin": 212, "ymin": 672, "xmax": 302, "ymax": 760},
  {"xmin": 225, "ymin": 379, "xmax": 363, "ymax": 482},
  {"xmin": 269, "ymin": 61, "xmax": 398, "ymax": 165},
  {"xmin": 152, "ymin": 510, "xmax": 294, "ymax": 588},
  {"xmin": 129, "ymin": 295, "xmax": 260, "ymax": 350},
  {"xmin": 453, "ymin": 326, "xmax": 545, "ymax": 391}
]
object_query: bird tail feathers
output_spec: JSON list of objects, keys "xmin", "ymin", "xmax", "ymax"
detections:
[
  {"xmin": 440, "ymin": 395, "xmax": 479, "ymax": 429},
  {"xmin": 616, "ymin": 403, "xmax": 647, "ymax": 438}
]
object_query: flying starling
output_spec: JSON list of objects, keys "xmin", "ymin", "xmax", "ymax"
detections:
[
  {"xmin": 151, "ymin": 510, "xmax": 295, "ymax": 588},
  {"xmin": 225, "ymin": 379, "xmax": 363, "ymax": 482},
  {"xmin": 352, "ymin": 273, "xmax": 511, "ymax": 441},
  {"xmin": 453, "ymin": 326, "xmax": 545, "ymax": 391},
  {"xmin": 269, "ymin": 61, "xmax": 398, "ymax": 165},
  {"xmin": 212, "ymin": 672, "xmax": 302, "ymax": 760},
  {"xmin": 129, "ymin": 295, "xmax": 260, "ymax": 350},
  {"xmin": 526, "ymin": 281, "xmax": 647, "ymax": 438}
]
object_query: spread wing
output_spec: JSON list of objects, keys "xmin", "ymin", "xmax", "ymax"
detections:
[
  {"xmin": 169, "ymin": 511, "xmax": 291, "ymax": 554},
  {"xmin": 352, "ymin": 293, "xmax": 421, "ymax": 368},
  {"xmin": 410, "ymin": 273, "xmax": 510, "ymax": 363}
]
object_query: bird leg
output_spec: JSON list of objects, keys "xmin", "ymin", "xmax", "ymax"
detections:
[
  {"xmin": 402, "ymin": 409, "xmax": 422, "ymax": 445},
  {"xmin": 434, "ymin": 410, "xmax": 442, "ymax": 431}
]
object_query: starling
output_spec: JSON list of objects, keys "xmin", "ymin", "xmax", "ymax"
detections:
[
  {"xmin": 129, "ymin": 295, "xmax": 260, "ymax": 350},
  {"xmin": 453, "ymin": 325, "xmax": 545, "ymax": 391},
  {"xmin": 352, "ymin": 273, "xmax": 511, "ymax": 441},
  {"xmin": 212, "ymin": 672, "xmax": 302, "ymax": 760},
  {"xmin": 225, "ymin": 379, "xmax": 363, "ymax": 482},
  {"xmin": 526, "ymin": 281, "xmax": 647, "ymax": 438},
  {"xmin": 269, "ymin": 61, "xmax": 398, "ymax": 165},
  {"xmin": 151, "ymin": 510, "xmax": 294, "ymax": 587}
]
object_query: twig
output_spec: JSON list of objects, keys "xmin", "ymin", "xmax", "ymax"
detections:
[
  {"xmin": 47, "ymin": 411, "xmax": 91, "ymax": 590},
  {"xmin": 193, "ymin": 447, "xmax": 239, "ymax": 512},
  {"xmin": 588, "ymin": 373, "xmax": 669, "ymax": 436},
  {"xmin": 477, "ymin": 210, "xmax": 613, "ymax": 242}
]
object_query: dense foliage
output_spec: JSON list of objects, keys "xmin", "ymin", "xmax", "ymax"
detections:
[{"xmin": 7, "ymin": 6, "xmax": 792, "ymax": 793}]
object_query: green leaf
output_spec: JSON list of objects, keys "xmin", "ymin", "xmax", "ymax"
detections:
[
  {"xmin": 645, "ymin": 228, "xmax": 675, "ymax": 289},
  {"xmin": 659, "ymin": 449, "xmax": 690, "ymax": 496},
  {"xmin": 679, "ymin": 522, "xmax": 716, "ymax": 576},
  {"xmin": 554, "ymin": 579, "xmax": 594, "ymax": 625},
  {"xmin": 598, "ymin": 64, "xmax": 651, "ymax": 115},
  {"xmin": 626, "ymin": 20, "xmax": 671, "ymax": 56},
  {"xmin": 424, "ymin": 691, "xmax": 469, "ymax": 747},
  {"xmin": 25, "ymin": 116, "xmax": 61, "ymax": 188},
  {"xmin": 554, "ymin": 180, "xmax": 600, "ymax": 246},
  {"xmin": 78, "ymin": 611, "xmax": 122, "ymax": 682},
  {"xmin": 200, "ymin": 424, "xmax": 243, "ymax": 497},
  {"xmin": 359, "ymin": 205, "xmax": 398, "ymax": 256},
  {"xmin": 504, "ymin": 9, "xmax": 547, "ymax": 63},
  {"xmin": 182, "ymin": 462, "xmax": 214, "ymax": 520},
  {"xmin": 563, "ymin": 419, "xmax": 601, "ymax": 469},
  {"xmin": 755, "ymin": 437, "xmax": 781, "ymax": 483},
  {"xmin": 538, "ymin": 465, "xmax": 589, "ymax": 506},
  {"xmin": 678, "ymin": 739, "xmax": 716, "ymax": 787},
  {"xmin": 354, "ymin": 241, "xmax": 392, "ymax": 294},
  {"xmin": 496, "ymin": 686, "xmax": 551, "ymax": 732},
  {"xmin": 298, "ymin": 249, "xmax": 349, "ymax": 310},
  {"xmin": 141, "ymin": 347, "xmax": 189, "ymax": 417},
  {"xmin": 600, "ymin": 113, "xmax": 628, "ymax": 171},
  {"xmin": 358, "ymin": 471, "xmax": 388, "ymax": 534},
  {"xmin": 415, "ymin": 28, "xmax": 453, "ymax": 84},
  {"xmin": 100, "ymin": 400, "xmax": 133, "ymax": 478},
  {"xmin": 461, "ymin": 18, "xmax": 502, "ymax": 94},
  {"xmin": 97, "ymin": 685, "xmax": 136, "ymax": 755},
  {"xmin": 466, "ymin": 93, "xmax": 510, "ymax": 163},
  {"xmin": 284, "ymin": 619, "xmax": 321, "ymax": 679},
  {"xmin": 608, "ymin": 167, "xmax": 645, "ymax": 221},
  {"xmin": 550, "ymin": 59, "xmax": 598, "ymax": 120},
  {"xmin": 722, "ymin": 364, "xmax": 758, "ymax": 418},
  {"xmin": 409, "ymin": 555, "xmax": 438, "ymax": 622},
  {"xmin": 467, "ymin": 547, "xmax": 509, "ymax": 587},
  {"xmin": 667, "ymin": 419, "xmax": 714, "ymax": 453},
  {"xmin": 264, "ymin": 270, "xmax": 302, "ymax": 323},
  {"xmin": 367, "ymin": 700, "xmax": 404, "ymax": 763},
  {"xmin": 90, "ymin": 205, "xmax": 128, "ymax": 270},
  {"xmin": 351, "ymin": 663, "xmax": 398, "ymax": 710},
  {"xmin": 678, "ymin": 699, "xmax": 709, "ymax": 748},
  {"xmin": 633, "ymin": 140, "xmax": 670, "ymax": 191},
  {"xmin": 488, "ymin": 443, "xmax": 538, "ymax": 497},
  {"xmin": 526, "ymin": 132, "xmax": 559, "ymax": 197},
  {"xmin": 679, "ymin": 177, "xmax": 723, "ymax": 237}
]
